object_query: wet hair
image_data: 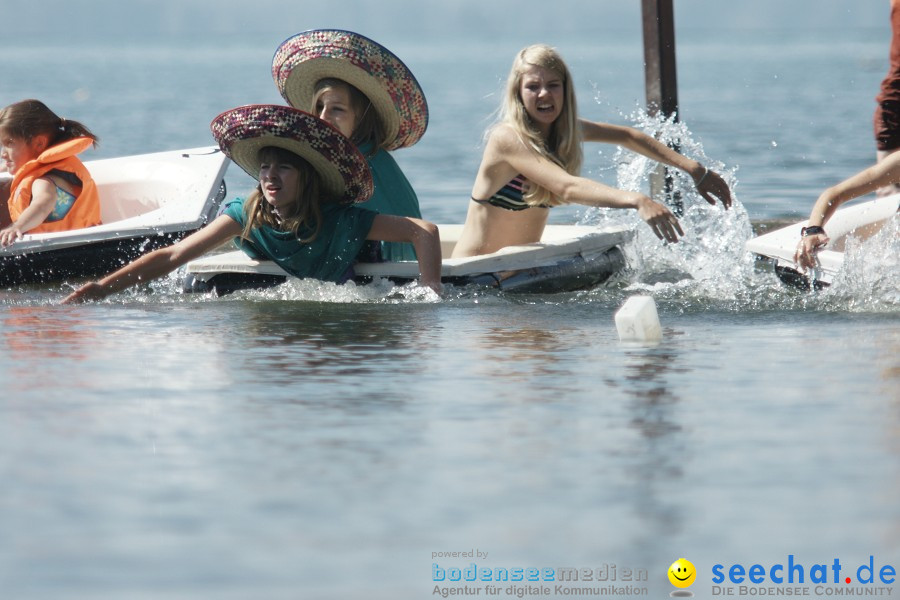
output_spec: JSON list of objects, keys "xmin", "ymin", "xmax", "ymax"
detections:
[
  {"xmin": 312, "ymin": 78, "xmax": 387, "ymax": 155},
  {"xmin": 241, "ymin": 146, "xmax": 324, "ymax": 243},
  {"xmin": 0, "ymin": 99, "xmax": 98, "ymax": 149},
  {"xmin": 499, "ymin": 44, "xmax": 582, "ymax": 207}
]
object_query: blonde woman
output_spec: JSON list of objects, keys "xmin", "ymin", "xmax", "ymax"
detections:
[{"xmin": 452, "ymin": 44, "xmax": 732, "ymax": 258}]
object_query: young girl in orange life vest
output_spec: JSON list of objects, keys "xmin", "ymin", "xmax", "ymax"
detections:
[{"xmin": 0, "ymin": 99, "xmax": 101, "ymax": 247}]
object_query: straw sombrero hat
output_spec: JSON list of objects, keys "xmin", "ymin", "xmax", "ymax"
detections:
[
  {"xmin": 272, "ymin": 29, "xmax": 428, "ymax": 151},
  {"xmin": 211, "ymin": 104, "xmax": 373, "ymax": 204}
]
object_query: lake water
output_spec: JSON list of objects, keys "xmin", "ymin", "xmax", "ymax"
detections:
[{"xmin": 1, "ymin": 23, "xmax": 898, "ymax": 600}]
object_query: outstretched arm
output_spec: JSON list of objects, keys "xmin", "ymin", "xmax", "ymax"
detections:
[
  {"xmin": 795, "ymin": 152, "xmax": 900, "ymax": 270},
  {"xmin": 367, "ymin": 215, "xmax": 442, "ymax": 293},
  {"xmin": 62, "ymin": 214, "xmax": 241, "ymax": 303},
  {"xmin": 581, "ymin": 119, "xmax": 732, "ymax": 209}
]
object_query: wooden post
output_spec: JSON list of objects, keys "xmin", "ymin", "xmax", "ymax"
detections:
[
  {"xmin": 641, "ymin": 0, "xmax": 683, "ymax": 215},
  {"xmin": 642, "ymin": 0, "xmax": 679, "ymax": 119}
]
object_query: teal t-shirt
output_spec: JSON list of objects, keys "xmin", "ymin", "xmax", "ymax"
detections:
[
  {"xmin": 358, "ymin": 144, "xmax": 422, "ymax": 262},
  {"xmin": 222, "ymin": 198, "xmax": 377, "ymax": 283}
]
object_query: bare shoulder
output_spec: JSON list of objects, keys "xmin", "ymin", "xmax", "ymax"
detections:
[
  {"xmin": 30, "ymin": 177, "xmax": 57, "ymax": 200},
  {"xmin": 486, "ymin": 123, "xmax": 520, "ymax": 147},
  {"xmin": 32, "ymin": 176, "xmax": 56, "ymax": 191},
  {"xmin": 485, "ymin": 124, "xmax": 531, "ymax": 160}
]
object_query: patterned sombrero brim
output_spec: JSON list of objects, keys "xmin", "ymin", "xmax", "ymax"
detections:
[
  {"xmin": 272, "ymin": 29, "xmax": 428, "ymax": 151},
  {"xmin": 211, "ymin": 105, "xmax": 373, "ymax": 204}
]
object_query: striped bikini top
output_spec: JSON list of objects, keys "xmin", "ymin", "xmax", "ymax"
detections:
[{"xmin": 471, "ymin": 174, "xmax": 551, "ymax": 211}]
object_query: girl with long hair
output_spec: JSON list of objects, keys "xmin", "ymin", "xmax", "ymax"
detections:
[{"xmin": 451, "ymin": 44, "xmax": 732, "ymax": 258}]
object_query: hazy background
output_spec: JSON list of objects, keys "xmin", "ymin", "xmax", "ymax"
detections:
[
  {"xmin": 4, "ymin": 0, "xmax": 887, "ymax": 40},
  {"xmin": 2, "ymin": 0, "xmax": 894, "ymax": 217}
]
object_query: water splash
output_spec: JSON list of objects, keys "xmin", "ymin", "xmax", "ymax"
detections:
[
  {"xmin": 578, "ymin": 110, "xmax": 898, "ymax": 313},
  {"xmin": 578, "ymin": 111, "xmax": 755, "ymax": 303},
  {"xmin": 826, "ymin": 213, "xmax": 900, "ymax": 312},
  {"xmin": 25, "ymin": 270, "xmax": 441, "ymax": 306},
  {"xmin": 231, "ymin": 276, "xmax": 442, "ymax": 304}
]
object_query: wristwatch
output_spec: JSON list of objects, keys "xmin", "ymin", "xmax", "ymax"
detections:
[{"xmin": 801, "ymin": 225, "xmax": 826, "ymax": 237}]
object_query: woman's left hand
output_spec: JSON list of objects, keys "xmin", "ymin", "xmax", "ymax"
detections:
[{"xmin": 693, "ymin": 167, "xmax": 733, "ymax": 209}]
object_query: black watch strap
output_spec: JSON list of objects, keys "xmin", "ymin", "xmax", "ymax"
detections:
[{"xmin": 801, "ymin": 225, "xmax": 826, "ymax": 237}]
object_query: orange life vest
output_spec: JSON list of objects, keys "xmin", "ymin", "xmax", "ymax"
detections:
[{"xmin": 8, "ymin": 137, "xmax": 101, "ymax": 233}]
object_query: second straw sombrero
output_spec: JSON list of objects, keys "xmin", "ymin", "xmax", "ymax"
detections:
[
  {"xmin": 272, "ymin": 29, "xmax": 428, "ymax": 151},
  {"xmin": 211, "ymin": 104, "xmax": 374, "ymax": 204}
]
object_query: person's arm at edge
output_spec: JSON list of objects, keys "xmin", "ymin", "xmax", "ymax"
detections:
[
  {"xmin": 795, "ymin": 152, "xmax": 900, "ymax": 269},
  {"xmin": 808, "ymin": 151, "xmax": 900, "ymax": 227},
  {"xmin": 367, "ymin": 214, "xmax": 442, "ymax": 294}
]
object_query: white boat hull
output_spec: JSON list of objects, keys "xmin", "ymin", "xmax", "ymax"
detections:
[
  {"xmin": 183, "ymin": 223, "xmax": 633, "ymax": 295},
  {"xmin": 0, "ymin": 147, "xmax": 230, "ymax": 286},
  {"xmin": 745, "ymin": 193, "xmax": 898, "ymax": 288}
]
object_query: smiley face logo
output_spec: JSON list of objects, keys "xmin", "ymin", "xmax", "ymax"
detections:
[{"xmin": 668, "ymin": 558, "xmax": 696, "ymax": 588}]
